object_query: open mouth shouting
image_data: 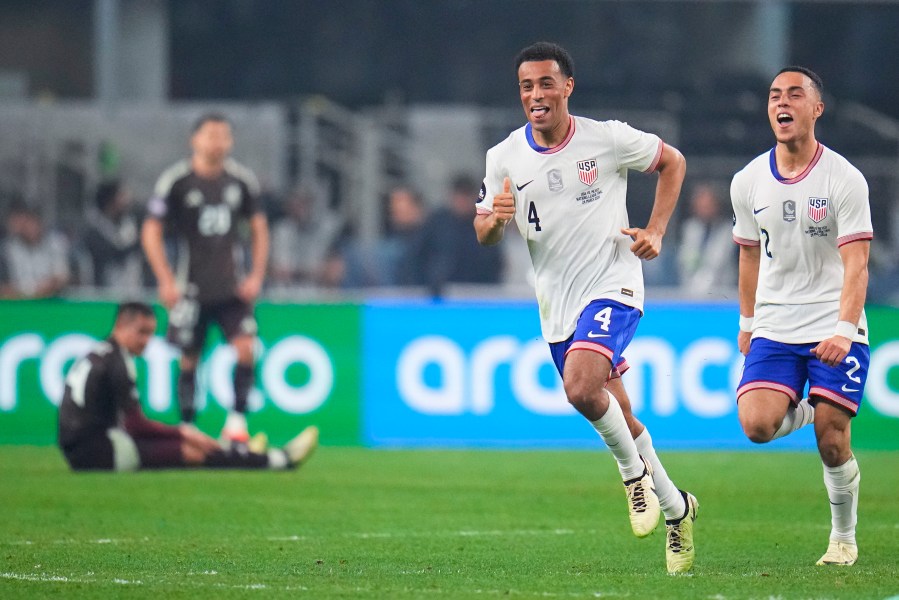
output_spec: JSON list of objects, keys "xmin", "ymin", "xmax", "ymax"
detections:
[{"xmin": 776, "ymin": 112, "xmax": 794, "ymax": 127}]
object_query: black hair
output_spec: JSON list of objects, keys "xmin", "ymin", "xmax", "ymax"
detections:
[
  {"xmin": 115, "ymin": 301, "xmax": 155, "ymax": 323},
  {"xmin": 95, "ymin": 179, "xmax": 122, "ymax": 212},
  {"xmin": 192, "ymin": 112, "xmax": 230, "ymax": 134},
  {"xmin": 515, "ymin": 42, "xmax": 574, "ymax": 79},
  {"xmin": 777, "ymin": 66, "xmax": 823, "ymax": 96}
]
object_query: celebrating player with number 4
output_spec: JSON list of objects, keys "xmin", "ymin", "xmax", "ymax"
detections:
[
  {"xmin": 732, "ymin": 67, "xmax": 873, "ymax": 567},
  {"xmin": 474, "ymin": 42, "xmax": 694, "ymax": 574}
]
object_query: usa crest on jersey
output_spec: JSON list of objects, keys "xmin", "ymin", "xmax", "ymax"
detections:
[
  {"xmin": 808, "ymin": 197, "xmax": 829, "ymax": 223},
  {"xmin": 577, "ymin": 159, "xmax": 597, "ymax": 186}
]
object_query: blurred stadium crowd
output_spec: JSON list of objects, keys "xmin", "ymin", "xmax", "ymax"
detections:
[{"xmin": 2, "ymin": 1, "xmax": 899, "ymax": 304}]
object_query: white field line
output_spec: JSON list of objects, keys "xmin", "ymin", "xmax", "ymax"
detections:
[
  {"xmin": 1, "ymin": 572, "xmax": 633, "ymax": 597},
  {"xmin": 270, "ymin": 528, "xmax": 587, "ymax": 542},
  {"xmin": 3, "ymin": 528, "xmax": 592, "ymax": 547}
]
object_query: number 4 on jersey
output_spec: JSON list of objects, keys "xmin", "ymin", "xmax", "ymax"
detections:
[
  {"xmin": 528, "ymin": 201, "xmax": 542, "ymax": 232},
  {"xmin": 593, "ymin": 306, "xmax": 612, "ymax": 331}
]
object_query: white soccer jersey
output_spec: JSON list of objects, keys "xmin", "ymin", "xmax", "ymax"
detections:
[
  {"xmin": 477, "ymin": 116, "xmax": 663, "ymax": 342},
  {"xmin": 731, "ymin": 143, "xmax": 873, "ymax": 344}
]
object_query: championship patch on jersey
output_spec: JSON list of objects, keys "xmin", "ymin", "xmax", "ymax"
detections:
[
  {"xmin": 782, "ymin": 200, "xmax": 796, "ymax": 222},
  {"xmin": 547, "ymin": 169, "xmax": 564, "ymax": 192},
  {"xmin": 808, "ymin": 197, "xmax": 829, "ymax": 223},
  {"xmin": 186, "ymin": 189, "xmax": 204, "ymax": 207},
  {"xmin": 577, "ymin": 159, "xmax": 597, "ymax": 186},
  {"xmin": 478, "ymin": 182, "xmax": 486, "ymax": 202}
]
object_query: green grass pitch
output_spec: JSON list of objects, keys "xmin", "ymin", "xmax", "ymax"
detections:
[{"xmin": 1, "ymin": 446, "xmax": 897, "ymax": 599}]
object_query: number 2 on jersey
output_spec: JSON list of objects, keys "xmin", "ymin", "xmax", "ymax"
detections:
[{"xmin": 528, "ymin": 201, "xmax": 542, "ymax": 232}]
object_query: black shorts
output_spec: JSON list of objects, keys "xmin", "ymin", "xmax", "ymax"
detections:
[
  {"xmin": 61, "ymin": 428, "xmax": 184, "ymax": 471},
  {"xmin": 167, "ymin": 296, "xmax": 257, "ymax": 354}
]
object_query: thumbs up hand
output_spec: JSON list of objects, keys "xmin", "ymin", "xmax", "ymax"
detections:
[{"xmin": 492, "ymin": 177, "xmax": 516, "ymax": 225}]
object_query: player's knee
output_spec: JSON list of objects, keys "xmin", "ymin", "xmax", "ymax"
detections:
[
  {"xmin": 816, "ymin": 431, "xmax": 850, "ymax": 467},
  {"xmin": 180, "ymin": 354, "xmax": 199, "ymax": 371},
  {"xmin": 740, "ymin": 417, "xmax": 776, "ymax": 444},
  {"xmin": 564, "ymin": 380, "xmax": 606, "ymax": 417},
  {"xmin": 232, "ymin": 336, "xmax": 254, "ymax": 364}
]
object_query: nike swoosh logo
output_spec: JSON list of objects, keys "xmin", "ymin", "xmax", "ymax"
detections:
[
  {"xmin": 516, "ymin": 180, "xmax": 534, "ymax": 191},
  {"xmin": 829, "ymin": 501, "xmax": 846, "ymax": 506},
  {"xmin": 587, "ymin": 332, "xmax": 610, "ymax": 338},
  {"xmin": 841, "ymin": 385, "xmax": 859, "ymax": 393},
  {"xmin": 753, "ymin": 206, "xmax": 769, "ymax": 214}
]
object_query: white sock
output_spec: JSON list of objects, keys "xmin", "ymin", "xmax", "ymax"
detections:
[
  {"xmin": 772, "ymin": 397, "xmax": 815, "ymax": 440},
  {"xmin": 590, "ymin": 389, "xmax": 644, "ymax": 481},
  {"xmin": 267, "ymin": 449, "xmax": 289, "ymax": 470},
  {"xmin": 823, "ymin": 455, "xmax": 860, "ymax": 545},
  {"xmin": 634, "ymin": 428, "xmax": 685, "ymax": 520},
  {"xmin": 224, "ymin": 411, "xmax": 248, "ymax": 433}
]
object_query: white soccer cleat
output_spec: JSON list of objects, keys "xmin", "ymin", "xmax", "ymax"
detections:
[
  {"xmin": 624, "ymin": 457, "xmax": 661, "ymax": 537},
  {"xmin": 220, "ymin": 412, "xmax": 250, "ymax": 444},
  {"xmin": 816, "ymin": 540, "xmax": 858, "ymax": 566},
  {"xmin": 285, "ymin": 425, "xmax": 319, "ymax": 466},
  {"xmin": 666, "ymin": 490, "xmax": 699, "ymax": 574}
]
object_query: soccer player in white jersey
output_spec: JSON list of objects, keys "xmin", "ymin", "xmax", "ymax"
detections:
[
  {"xmin": 731, "ymin": 67, "xmax": 873, "ymax": 567},
  {"xmin": 474, "ymin": 42, "xmax": 695, "ymax": 574}
]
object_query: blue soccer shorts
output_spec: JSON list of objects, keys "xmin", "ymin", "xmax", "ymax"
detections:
[
  {"xmin": 737, "ymin": 336, "xmax": 869, "ymax": 416},
  {"xmin": 549, "ymin": 299, "xmax": 642, "ymax": 380}
]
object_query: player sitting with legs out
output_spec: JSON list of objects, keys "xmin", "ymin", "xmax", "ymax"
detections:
[
  {"xmin": 58, "ymin": 302, "xmax": 318, "ymax": 472},
  {"xmin": 731, "ymin": 66, "xmax": 872, "ymax": 566},
  {"xmin": 474, "ymin": 41, "xmax": 696, "ymax": 574}
]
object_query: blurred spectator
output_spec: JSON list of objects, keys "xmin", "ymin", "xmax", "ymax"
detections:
[
  {"xmin": 414, "ymin": 174, "xmax": 503, "ymax": 296},
  {"xmin": 82, "ymin": 180, "xmax": 144, "ymax": 292},
  {"xmin": 270, "ymin": 183, "xmax": 344, "ymax": 287},
  {"xmin": 0, "ymin": 203, "xmax": 70, "ymax": 298},
  {"xmin": 676, "ymin": 182, "xmax": 737, "ymax": 297},
  {"xmin": 342, "ymin": 185, "xmax": 428, "ymax": 287}
]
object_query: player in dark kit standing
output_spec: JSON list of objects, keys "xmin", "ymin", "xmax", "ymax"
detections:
[
  {"xmin": 142, "ymin": 113, "xmax": 269, "ymax": 443},
  {"xmin": 58, "ymin": 302, "xmax": 318, "ymax": 472}
]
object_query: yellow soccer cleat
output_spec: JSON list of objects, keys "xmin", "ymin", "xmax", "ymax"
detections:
[
  {"xmin": 624, "ymin": 457, "xmax": 661, "ymax": 537},
  {"xmin": 666, "ymin": 490, "xmax": 699, "ymax": 574},
  {"xmin": 285, "ymin": 425, "xmax": 319, "ymax": 467},
  {"xmin": 816, "ymin": 540, "xmax": 857, "ymax": 566},
  {"xmin": 247, "ymin": 431, "xmax": 269, "ymax": 455}
]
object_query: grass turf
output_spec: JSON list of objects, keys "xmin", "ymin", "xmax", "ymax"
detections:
[{"xmin": 1, "ymin": 446, "xmax": 897, "ymax": 599}]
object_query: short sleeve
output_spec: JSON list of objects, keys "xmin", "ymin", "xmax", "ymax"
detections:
[
  {"xmin": 731, "ymin": 170, "xmax": 760, "ymax": 246},
  {"xmin": 476, "ymin": 149, "xmax": 502, "ymax": 215},
  {"xmin": 609, "ymin": 120, "xmax": 663, "ymax": 173},
  {"xmin": 834, "ymin": 165, "xmax": 873, "ymax": 247}
]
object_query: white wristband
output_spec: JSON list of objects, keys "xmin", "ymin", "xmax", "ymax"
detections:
[
  {"xmin": 739, "ymin": 315, "xmax": 753, "ymax": 332},
  {"xmin": 835, "ymin": 320, "xmax": 857, "ymax": 340}
]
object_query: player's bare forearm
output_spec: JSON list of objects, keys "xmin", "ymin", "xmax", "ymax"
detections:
[
  {"xmin": 837, "ymin": 240, "xmax": 869, "ymax": 326},
  {"xmin": 622, "ymin": 144, "xmax": 685, "ymax": 260},
  {"xmin": 249, "ymin": 213, "xmax": 270, "ymax": 282},
  {"xmin": 738, "ymin": 245, "xmax": 760, "ymax": 318},
  {"xmin": 474, "ymin": 213, "xmax": 507, "ymax": 246},
  {"xmin": 646, "ymin": 144, "xmax": 685, "ymax": 237},
  {"xmin": 141, "ymin": 218, "xmax": 174, "ymax": 284}
]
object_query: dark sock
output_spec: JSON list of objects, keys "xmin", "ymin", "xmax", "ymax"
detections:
[
  {"xmin": 177, "ymin": 370, "xmax": 197, "ymax": 423},
  {"xmin": 233, "ymin": 363, "xmax": 254, "ymax": 414},
  {"xmin": 203, "ymin": 446, "xmax": 269, "ymax": 469}
]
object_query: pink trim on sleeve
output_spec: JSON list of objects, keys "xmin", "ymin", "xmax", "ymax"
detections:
[
  {"xmin": 643, "ymin": 140, "xmax": 665, "ymax": 174},
  {"xmin": 733, "ymin": 235, "xmax": 760, "ymax": 246},
  {"xmin": 837, "ymin": 231, "xmax": 873, "ymax": 247},
  {"xmin": 476, "ymin": 206, "xmax": 493, "ymax": 215}
]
